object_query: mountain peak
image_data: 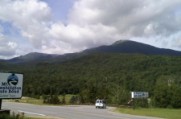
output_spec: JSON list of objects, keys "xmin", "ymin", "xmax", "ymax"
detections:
[
  {"xmin": 84, "ymin": 40, "xmax": 181, "ymax": 56},
  {"xmin": 112, "ymin": 39, "xmax": 130, "ymax": 45},
  {"xmin": 3, "ymin": 40, "xmax": 181, "ymax": 64}
]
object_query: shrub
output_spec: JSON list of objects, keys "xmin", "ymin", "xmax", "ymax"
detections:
[
  {"xmin": 43, "ymin": 95, "xmax": 60, "ymax": 104},
  {"xmin": 69, "ymin": 96, "xmax": 79, "ymax": 104}
]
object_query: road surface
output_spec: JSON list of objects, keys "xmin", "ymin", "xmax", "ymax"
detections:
[{"xmin": 2, "ymin": 101, "xmax": 162, "ymax": 119}]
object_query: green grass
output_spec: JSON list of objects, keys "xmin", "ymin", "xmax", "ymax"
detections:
[
  {"xmin": 8, "ymin": 94, "xmax": 76, "ymax": 105},
  {"xmin": 8, "ymin": 97, "xmax": 44, "ymax": 105},
  {"xmin": 0, "ymin": 114, "xmax": 43, "ymax": 119},
  {"xmin": 117, "ymin": 108, "xmax": 181, "ymax": 119}
]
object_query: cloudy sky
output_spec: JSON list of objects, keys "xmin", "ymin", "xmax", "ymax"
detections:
[{"xmin": 0, "ymin": 0, "xmax": 181, "ymax": 59}]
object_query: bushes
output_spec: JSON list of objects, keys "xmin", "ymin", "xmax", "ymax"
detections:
[
  {"xmin": 153, "ymin": 78, "xmax": 181, "ymax": 108},
  {"xmin": 133, "ymin": 99, "xmax": 149, "ymax": 108},
  {"xmin": 42, "ymin": 94, "xmax": 81, "ymax": 104},
  {"xmin": 69, "ymin": 96, "xmax": 79, "ymax": 104},
  {"xmin": 43, "ymin": 95, "xmax": 60, "ymax": 104},
  {"xmin": 169, "ymin": 85, "xmax": 181, "ymax": 108}
]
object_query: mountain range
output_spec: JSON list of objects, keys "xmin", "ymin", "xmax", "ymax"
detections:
[{"xmin": 2, "ymin": 40, "xmax": 181, "ymax": 64}]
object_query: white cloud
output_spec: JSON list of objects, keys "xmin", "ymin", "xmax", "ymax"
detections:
[
  {"xmin": 8, "ymin": 41, "xmax": 17, "ymax": 49},
  {"xmin": 0, "ymin": 0, "xmax": 51, "ymax": 58},
  {"xmin": 68, "ymin": 0, "xmax": 181, "ymax": 49},
  {"xmin": 49, "ymin": 23, "xmax": 120, "ymax": 48},
  {"xmin": 1, "ymin": 0, "xmax": 181, "ymax": 59},
  {"xmin": 0, "ymin": 35, "xmax": 17, "ymax": 59}
]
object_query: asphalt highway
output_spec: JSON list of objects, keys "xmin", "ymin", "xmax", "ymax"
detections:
[{"xmin": 2, "ymin": 101, "xmax": 162, "ymax": 119}]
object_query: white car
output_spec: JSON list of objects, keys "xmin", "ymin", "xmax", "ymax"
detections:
[{"xmin": 95, "ymin": 99, "xmax": 106, "ymax": 109}]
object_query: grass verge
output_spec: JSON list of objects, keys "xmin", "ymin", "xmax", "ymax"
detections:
[
  {"xmin": 8, "ymin": 97, "xmax": 44, "ymax": 105},
  {"xmin": 7, "ymin": 94, "xmax": 77, "ymax": 105},
  {"xmin": 117, "ymin": 107, "xmax": 181, "ymax": 119}
]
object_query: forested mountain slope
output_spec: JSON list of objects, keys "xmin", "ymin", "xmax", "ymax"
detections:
[{"xmin": 1, "ymin": 53, "xmax": 181, "ymax": 108}]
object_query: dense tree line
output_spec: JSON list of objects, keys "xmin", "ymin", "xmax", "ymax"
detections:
[{"xmin": 1, "ymin": 53, "xmax": 181, "ymax": 108}]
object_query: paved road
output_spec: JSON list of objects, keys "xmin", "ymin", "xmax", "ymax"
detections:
[{"xmin": 2, "ymin": 101, "xmax": 162, "ymax": 119}]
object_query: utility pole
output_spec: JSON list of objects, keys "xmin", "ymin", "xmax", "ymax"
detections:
[{"xmin": 0, "ymin": 99, "xmax": 2, "ymax": 110}]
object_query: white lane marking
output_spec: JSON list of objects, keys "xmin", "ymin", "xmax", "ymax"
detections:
[{"xmin": 18, "ymin": 110, "xmax": 46, "ymax": 116}]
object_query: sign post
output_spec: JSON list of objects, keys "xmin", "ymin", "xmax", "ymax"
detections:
[
  {"xmin": 131, "ymin": 91, "xmax": 149, "ymax": 109},
  {"xmin": 131, "ymin": 92, "xmax": 149, "ymax": 99},
  {"xmin": 0, "ymin": 99, "xmax": 2, "ymax": 110},
  {"xmin": 0, "ymin": 72, "xmax": 23, "ymax": 111}
]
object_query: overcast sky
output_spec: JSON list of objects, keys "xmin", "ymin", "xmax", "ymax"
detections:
[{"xmin": 0, "ymin": 0, "xmax": 181, "ymax": 59}]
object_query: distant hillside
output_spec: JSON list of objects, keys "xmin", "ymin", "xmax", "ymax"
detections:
[
  {"xmin": 84, "ymin": 40, "xmax": 181, "ymax": 55},
  {"xmin": 3, "ymin": 40, "xmax": 181, "ymax": 64},
  {"xmin": 6, "ymin": 52, "xmax": 87, "ymax": 64},
  {"xmin": 7, "ymin": 52, "xmax": 58, "ymax": 64}
]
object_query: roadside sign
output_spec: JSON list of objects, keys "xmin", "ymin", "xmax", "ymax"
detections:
[
  {"xmin": 0, "ymin": 73, "xmax": 23, "ymax": 99},
  {"xmin": 131, "ymin": 91, "xmax": 149, "ymax": 99}
]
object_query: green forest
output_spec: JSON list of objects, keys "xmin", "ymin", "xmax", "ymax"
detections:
[{"xmin": 1, "ymin": 53, "xmax": 181, "ymax": 108}]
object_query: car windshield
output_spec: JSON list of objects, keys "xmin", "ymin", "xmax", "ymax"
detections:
[
  {"xmin": 96, "ymin": 100, "xmax": 100, "ymax": 103},
  {"xmin": 96, "ymin": 100, "xmax": 104, "ymax": 103}
]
